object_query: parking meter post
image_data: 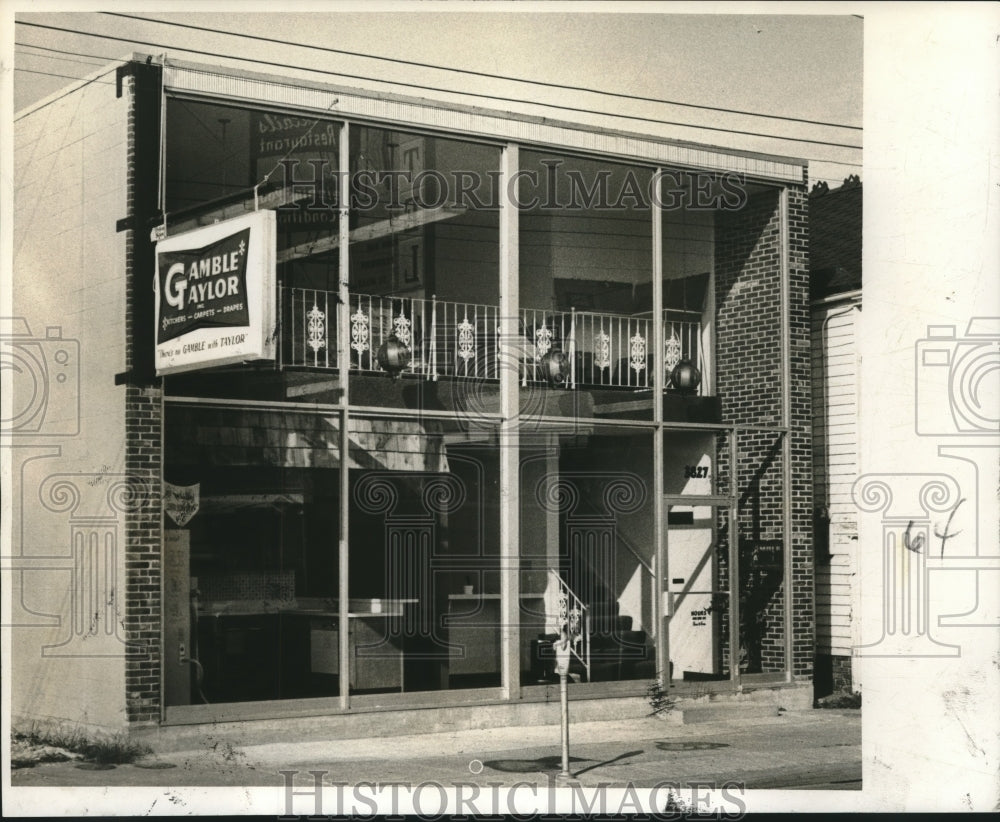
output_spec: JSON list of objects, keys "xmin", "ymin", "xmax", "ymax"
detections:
[
  {"xmin": 554, "ymin": 629, "xmax": 573, "ymax": 782},
  {"xmin": 559, "ymin": 672, "xmax": 571, "ymax": 780}
]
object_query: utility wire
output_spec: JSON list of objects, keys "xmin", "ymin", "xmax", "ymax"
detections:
[
  {"xmin": 15, "ymin": 64, "xmax": 119, "ymax": 118},
  {"xmin": 15, "ymin": 20, "xmax": 863, "ymax": 151},
  {"xmin": 13, "ymin": 41, "xmax": 865, "ymax": 169},
  {"xmin": 16, "ymin": 46, "xmax": 111, "ymax": 69},
  {"xmin": 15, "ymin": 67, "xmax": 114, "ymax": 84},
  {"xmin": 15, "ymin": 41, "xmax": 119, "ymax": 64},
  {"xmin": 101, "ymin": 11, "xmax": 862, "ymax": 133}
]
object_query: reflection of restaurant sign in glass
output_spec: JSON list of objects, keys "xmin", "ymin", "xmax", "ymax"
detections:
[
  {"xmin": 250, "ymin": 112, "xmax": 338, "ymax": 235},
  {"xmin": 154, "ymin": 211, "xmax": 276, "ymax": 375}
]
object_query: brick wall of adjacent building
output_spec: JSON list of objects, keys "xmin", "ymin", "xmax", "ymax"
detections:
[
  {"xmin": 814, "ymin": 652, "xmax": 854, "ymax": 697},
  {"xmin": 831, "ymin": 653, "xmax": 853, "ymax": 693},
  {"xmin": 714, "ymin": 184, "xmax": 813, "ymax": 680}
]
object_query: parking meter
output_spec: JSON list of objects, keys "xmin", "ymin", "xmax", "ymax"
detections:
[{"xmin": 554, "ymin": 630, "xmax": 571, "ymax": 677}]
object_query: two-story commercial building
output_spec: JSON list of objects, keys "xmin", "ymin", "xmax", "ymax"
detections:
[{"xmin": 9, "ymin": 54, "xmax": 813, "ymax": 736}]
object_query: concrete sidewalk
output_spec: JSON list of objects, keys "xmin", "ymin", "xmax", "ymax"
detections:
[{"xmin": 10, "ymin": 708, "xmax": 861, "ymax": 791}]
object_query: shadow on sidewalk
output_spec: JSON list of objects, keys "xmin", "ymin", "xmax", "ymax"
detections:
[{"xmin": 483, "ymin": 749, "xmax": 645, "ymax": 778}]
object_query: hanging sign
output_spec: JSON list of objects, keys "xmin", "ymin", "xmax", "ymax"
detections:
[
  {"xmin": 163, "ymin": 482, "xmax": 200, "ymax": 527},
  {"xmin": 154, "ymin": 210, "xmax": 276, "ymax": 375}
]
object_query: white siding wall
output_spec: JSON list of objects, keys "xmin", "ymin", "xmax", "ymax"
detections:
[
  {"xmin": 811, "ymin": 299, "xmax": 861, "ymax": 659},
  {"xmin": 12, "ymin": 74, "xmax": 130, "ymax": 730}
]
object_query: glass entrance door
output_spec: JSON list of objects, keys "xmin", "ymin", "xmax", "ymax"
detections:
[{"xmin": 662, "ymin": 428, "xmax": 735, "ymax": 687}]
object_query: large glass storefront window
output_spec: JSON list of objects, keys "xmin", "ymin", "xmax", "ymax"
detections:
[
  {"xmin": 163, "ymin": 407, "xmax": 502, "ymax": 707},
  {"xmin": 518, "ymin": 152, "xmax": 654, "ymax": 421},
  {"xmin": 163, "ymin": 407, "xmax": 342, "ymax": 706},
  {"xmin": 662, "ymin": 185, "xmax": 718, "ymax": 408},
  {"xmin": 346, "ymin": 417, "xmax": 501, "ymax": 694},
  {"xmin": 164, "ymin": 98, "xmax": 343, "ymax": 402},
  {"xmin": 347, "ymin": 126, "xmax": 500, "ymax": 412},
  {"xmin": 519, "ymin": 427, "xmax": 656, "ymax": 685},
  {"xmin": 661, "ymin": 184, "xmax": 716, "ymax": 420}
]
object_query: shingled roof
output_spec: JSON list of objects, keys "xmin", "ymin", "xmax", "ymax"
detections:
[{"xmin": 809, "ymin": 175, "xmax": 862, "ymax": 300}]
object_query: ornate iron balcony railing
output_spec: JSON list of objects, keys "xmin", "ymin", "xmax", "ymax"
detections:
[{"xmin": 278, "ymin": 287, "xmax": 704, "ymax": 393}]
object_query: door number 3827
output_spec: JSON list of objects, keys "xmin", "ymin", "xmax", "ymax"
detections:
[{"xmin": 684, "ymin": 465, "xmax": 709, "ymax": 479}]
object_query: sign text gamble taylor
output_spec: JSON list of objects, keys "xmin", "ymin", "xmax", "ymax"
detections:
[
  {"xmin": 158, "ymin": 228, "xmax": 250, "ymax": 342},
  {"xmin": 154, "ymin": 211, "xmax": 276, "ymax": 375}
]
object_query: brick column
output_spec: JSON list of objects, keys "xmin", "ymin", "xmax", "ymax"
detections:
[
  {"xmin": 120, "ymin": 64, "xmax": 165, "ymax": 724},
  {"xmin": 786, "ymin": 183, "xmax": 814, "ymax": 680},
  {"xmin": 715, "ymin": 184, "xmax": 813, "ymax": 679},
  {"xmin": 124, "ymin": 384, "xmax": 163, "ymax": 722}
]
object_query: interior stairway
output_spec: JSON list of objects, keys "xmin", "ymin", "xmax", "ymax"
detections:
[
  {"xmin": 531, "ymin": 579, "xmax": 657, "ymax": 683},
  {"xmin": 530, "ymin": 483, "xmax": 659, "ymax": 683}
]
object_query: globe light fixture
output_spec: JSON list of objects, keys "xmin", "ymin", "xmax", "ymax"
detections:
[
  {"xmin": 670, "ymin": 359, "xmax": 701, "ymax": 394},
  {"xmin": 540, "ymin": 350, "xmax": 570, "ymax": 388},
  {"xmin": 377, "ymin": 334, "xmax": 411, "ymax": 379}
]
